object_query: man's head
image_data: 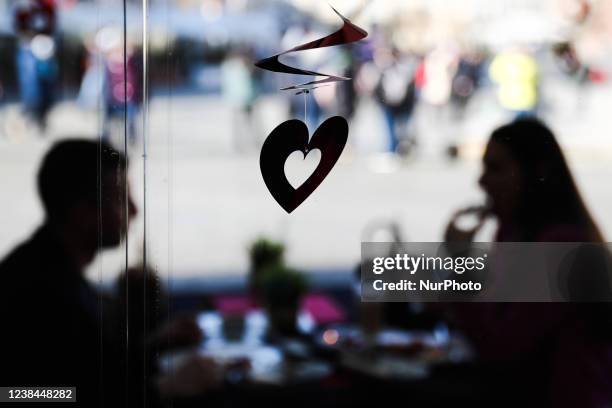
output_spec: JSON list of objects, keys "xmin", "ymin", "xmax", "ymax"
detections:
[{"xmin": 38, "ymin": 139, "xmax": 137, "ymax": 248}]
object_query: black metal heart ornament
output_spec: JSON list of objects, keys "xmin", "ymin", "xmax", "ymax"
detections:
[
  {"xmin": 254, "ymin": 6, "xmax": 366, "ymax": 212},
  {"xmin": 260, "ymin": 116, "xmax": 348, "ymax": 213}
]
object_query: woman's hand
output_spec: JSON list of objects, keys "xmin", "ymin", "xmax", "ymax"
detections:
[{"xmin": 445, "ymin": 206, "xmax": 488, "ymax": 243}]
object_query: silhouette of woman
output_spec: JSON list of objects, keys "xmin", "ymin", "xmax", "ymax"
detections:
[{"xmin": 444, "ymin": 119, "xmax": 612, "ymax": 408}]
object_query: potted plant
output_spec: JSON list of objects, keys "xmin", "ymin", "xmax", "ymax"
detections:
[
  {"xmin": 259, "ymin": 264, "xmax": 308, "ymax": 337},
  {"xmin": 248, "ymin": 237, "xmax": 285, "ymax": 297}
]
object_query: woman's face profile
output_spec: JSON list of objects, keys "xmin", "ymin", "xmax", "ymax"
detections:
[{"xmin": 479, "ymin": 140, "xmax": 521, "ymax": 220}]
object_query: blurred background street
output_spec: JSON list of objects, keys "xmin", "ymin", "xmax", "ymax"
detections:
[{"xmin": 3, "ymin": 89, "xmax": 612, "ymax": 281}]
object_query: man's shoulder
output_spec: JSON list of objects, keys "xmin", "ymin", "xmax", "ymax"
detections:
[
  {"xmin": 0, "ymin": 238, "xmax": 35, "ymax": 274},
  {"xmin": 0, "ymin": 227, "xmax": 52, "ymax": 286}
]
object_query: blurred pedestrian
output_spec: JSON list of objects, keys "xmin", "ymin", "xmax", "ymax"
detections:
[
  {"xmin": 335, "ymin": 48, "xmax": 359, "ymax": 121},
  {"xmin": 77, "ymin": 29, "xmax": 108, "ymax": 111},
  {"xmin": 450, "ymin": 50, "xmax": 485, "ymax": 120},
  {"xmin": 13, "ymin": 0, "xmax": 58, "ymax": 132},
  {"xmin": 489, "ymin": 47, "xmax": 539, "ymax": 118},
  {"xmin": 419, "ymin": 45, "xmax": 459, "ymax": 157},
  {"xmin": 102, "ymin": 34, "xmax": 142, "ymax": 144},
  {"xmin": 221, "ymin": 49, "xmax": 258, "ymax": 152},
  {"xmin": 374, "ymin": 47, "xmax": 418, "ymax": 155}
]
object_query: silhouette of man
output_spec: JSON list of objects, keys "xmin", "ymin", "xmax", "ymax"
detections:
[{"xmin": 0, "ymin": 140, "xmax": 137, "ymax": 406}]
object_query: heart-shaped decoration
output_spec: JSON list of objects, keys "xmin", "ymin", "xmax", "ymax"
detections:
[{"xmin": 260, "ymin": 116, "xmax": 348, "ymax": 213}]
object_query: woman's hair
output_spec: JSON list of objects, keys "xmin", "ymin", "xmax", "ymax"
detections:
[{"xmin": 490, "ymin": 119, "xmax": 603, "ymax": 242}]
